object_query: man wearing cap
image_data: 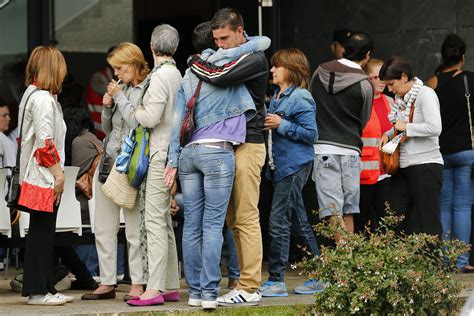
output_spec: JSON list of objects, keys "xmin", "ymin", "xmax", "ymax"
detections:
[{"xmin": 331, "ymin": 29, "xmax": 352, "ymax": 59}]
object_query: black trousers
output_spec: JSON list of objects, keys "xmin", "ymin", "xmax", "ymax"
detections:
[
  {"xmin": 55, "ymin": 246, "xmax": 93, "ymax": 282},
  {"xmin": 358, "ymin": 177, "xmax": 392, "ymax": 233},
  {"xmin": 22, "ymin": 206, "xmax": 58, "ymax": 297},
  {"xmin": 388, "ymin": 163, "xmax": 443, "ymax": 237}
]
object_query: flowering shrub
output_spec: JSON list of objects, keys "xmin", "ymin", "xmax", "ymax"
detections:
[{"xmin": 298, "ymin": 212, "xmax": 469, "ymax": 315}]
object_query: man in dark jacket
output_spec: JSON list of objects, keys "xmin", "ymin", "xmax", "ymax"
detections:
[
  {"xmin": 310, "ymin": 32, "xmax": 374, "ymax": 239},
  {"xmin": 187, "ymin": 7, "xmax": 268, "ymax": 307}
]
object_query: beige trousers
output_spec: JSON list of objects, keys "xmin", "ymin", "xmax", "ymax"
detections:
[
  {"xmin": 226, "ymin": 143, "xmax": 266, "ymax": 292},
  {"xmin": 144, "ymin": 151, "xmax": 180, "ymax": 291},
  {"xmin": 93, "ymin": 170, "xmax": 145, "ymax": 285}
]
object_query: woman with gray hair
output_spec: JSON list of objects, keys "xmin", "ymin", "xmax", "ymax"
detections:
[{"xmin": 115, "ymin": 24, "xmax": 182, "ymax": 307}]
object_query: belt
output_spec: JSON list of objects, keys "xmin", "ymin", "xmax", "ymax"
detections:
[{"xmin": 188, "ymin": 141, "xmax": 234, "ymax": 150}]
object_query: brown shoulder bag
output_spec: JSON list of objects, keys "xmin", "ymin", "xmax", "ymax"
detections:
[
  {"xmin": 381, "ymin": 103, "xmax": 415, "ymax": 175},
  {"xmin": 76, "ymin": 140, "xmax": 104, "ymax": 199}
]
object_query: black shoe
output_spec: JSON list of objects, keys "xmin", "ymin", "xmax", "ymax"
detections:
[{"xmin": 71, "ymin": 278, "xmax": 99, "ymax": 290}]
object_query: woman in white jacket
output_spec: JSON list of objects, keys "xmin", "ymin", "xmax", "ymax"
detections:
[
  {"xmin": 379, "ymin": 56, "xmax": 444, "ymax": 236},
  {"xmin": 19, "ymin": 46, "xmax": 72, "ymax": 305}
]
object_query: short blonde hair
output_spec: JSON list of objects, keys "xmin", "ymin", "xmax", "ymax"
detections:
[
  {"xmin": 271, "ymin": 48, "xmax": 310, "ymax": 89},
  {"xmin": 107, "ymin": 42, "xmax": 149, "ymax": 83},
  {"xmin": 25, "ymin": 46, "xmax": 67, "ymax": 93},
  {"xmin": 362, "ymin": 58, "xmax": 384, "ymax": 75}
]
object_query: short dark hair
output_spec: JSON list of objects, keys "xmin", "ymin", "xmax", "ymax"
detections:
[
  {"xmin": 441, "ymin": 33, "xmax": 466, "ymax": 67},
  {"xmin": 192, "ymin": 22, "xmax": 216, "ymax": 53},
  {"xmin": 0, "ymin": 96, "xmax": 8, "ymax": 108},
  {"xmin": 379, "ymin": 56, "xmax": 414, "ymax": 81},
  {"xmin": 63, "ymin": 105, "xmax": 95, "ymax": 166},
  {"xmin": 211, "ymin": 7, "xmax": 243, "ymax": 31},
  {"xmin": 343, "ymin": 32, "xmax": 373, "ymax": 62}
]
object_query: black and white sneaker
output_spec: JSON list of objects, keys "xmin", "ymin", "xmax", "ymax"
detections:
[{"xmin": 218, "ymin": 288, "xmax": 261, "ymax": 306}]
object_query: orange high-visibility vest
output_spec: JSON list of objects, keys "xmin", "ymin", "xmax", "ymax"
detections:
[{"xmin": 360, "ymin": 106, "xmax": 382, "ymax": 185}]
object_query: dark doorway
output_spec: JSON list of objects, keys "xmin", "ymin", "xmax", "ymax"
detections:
[{"xmin": 133, "ymin": 1, "xmax": 214, "ymax": 74}]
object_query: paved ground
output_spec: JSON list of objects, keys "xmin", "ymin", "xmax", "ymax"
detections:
[
  {"xmin": 0, "ymin": 264, "xmax": 315, "ymax": 315},
  {"xmin": 1, "ymin": 265, "xmax": 474, "ymax": 315}
]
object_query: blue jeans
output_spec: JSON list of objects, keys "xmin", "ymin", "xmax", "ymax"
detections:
[
  {"xmin": 268, "ymin": 162, "xmax": 319, "ymax": 282},
  {"xmin": 224, "ymin": 228, "xmax": 240, "ymax": 280},
  {"xmin": 179, "ymin": 144, "xmax": 235, "ymax": 301},
  {"xmin": 440, "ymin": 150, "xmax": 474, "ymax": 268}
]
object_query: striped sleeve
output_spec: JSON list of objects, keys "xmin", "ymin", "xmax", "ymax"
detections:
[{"xmin": 189, "ymin": 53, "xmax": 250, "ymax": 79}]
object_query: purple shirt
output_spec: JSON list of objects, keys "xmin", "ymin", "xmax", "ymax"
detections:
[{"xmin": 190, "ymin": 114, "xmax": 246, "ymax": 144}]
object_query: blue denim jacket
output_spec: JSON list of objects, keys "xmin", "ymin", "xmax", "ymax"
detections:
[
  {"xmin": 266, "ymin": 86, "xmax": 318, "ymax": 182},
  {"xmin": 168, "ymin": 36, "xmax": 271, "ymax": 167}
]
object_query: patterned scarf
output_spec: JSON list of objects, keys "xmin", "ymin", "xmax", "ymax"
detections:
[{"xmin": 388, "ymin": 77, "xmax": 423, "ymax": 123}]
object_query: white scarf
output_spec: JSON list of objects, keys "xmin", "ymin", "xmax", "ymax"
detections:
[
  {"xmin": 382, "ymin": 77, "xmax": 423, "ymax": 154},
  {"xmin": 388, "ymin": 77, "xmax": 423, "ymax": 123}
]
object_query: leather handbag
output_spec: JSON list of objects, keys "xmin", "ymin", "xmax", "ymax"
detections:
[
  {"xmin": 380, "ymin": 103, "xmax": 415, "ymax": 175},
  {"xmin": 97, "ymin": 129, "xmax": 114, "ymax": 184},
  {"xmin": 381, "ymin": 134, "xmax": 403, "ymax": 175},
  {"xmin": 180, "ymin": 80, "xmax": 202, "ymax": 146},
  {"xmin": 76, "ymin": 140, "xmax": 103, "ymax": 199},
  {"xmin": 7, "ymin": 89, "xmax": 39, "ymax": 212}
]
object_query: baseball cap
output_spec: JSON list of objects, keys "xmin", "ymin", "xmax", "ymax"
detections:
[{"xmin": 333, "ymin": 29, "xmax": 352, "ymax": 45}]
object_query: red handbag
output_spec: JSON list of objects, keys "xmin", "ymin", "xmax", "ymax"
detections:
[{"xmin": 180, "ymin": 81, "xmax": 202, "ymax": 146}]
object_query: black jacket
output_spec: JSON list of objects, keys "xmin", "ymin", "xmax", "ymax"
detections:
[{"xmin": 310, "ymin": 60, "xmax": 374, "ymax": 153}]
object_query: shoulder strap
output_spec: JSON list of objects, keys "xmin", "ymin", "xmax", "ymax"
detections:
[
  {"xmin": 89, "ymin": 139, "xmax": 104, "ymax": 155},
  {"xmin": 409, "ymin": 101, "xmax": 415, "ymax": 123},
  {"xmin": 15, "ymin": 88, "xmax": 40, "ymax": 168},
  {"xmin": 463, "ymin": 74, "xmax": 474, "ymax": 149},
  {"xmin": 186, "ymin": 81, "xmax": 203, "ymax": 110}
]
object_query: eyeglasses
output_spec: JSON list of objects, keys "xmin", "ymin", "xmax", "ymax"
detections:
[{"xmin": 369, "ymin": 75, "xmax": 381, "ymax": 80}]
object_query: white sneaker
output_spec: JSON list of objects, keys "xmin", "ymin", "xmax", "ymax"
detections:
[
  {"xmin": 201, "ymin": 299, "xmax": 218, "ymax": 310},
  {"xmin": 27, "ymin": 294, "xmax": 67, "ymax": 306},
  {"xmin": 218, "ymin": 288, "xmax": 261, "ymax": 306},
  {"xmin": 52, "ymin": 292, "xmax": 74, "ymax": 302},
  {"xmin": 188, "ymin": 298, "xmax": 202, "ymax": 307}
]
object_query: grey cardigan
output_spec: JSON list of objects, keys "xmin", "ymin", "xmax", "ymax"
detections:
[{"xmin": 386, "ymin": 86, "xmax": 444, "ymax": 168}]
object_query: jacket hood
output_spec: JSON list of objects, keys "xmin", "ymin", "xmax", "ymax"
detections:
[{"xmin": 316, "ymin": 60, "xmax": 370, "ymax": 94}]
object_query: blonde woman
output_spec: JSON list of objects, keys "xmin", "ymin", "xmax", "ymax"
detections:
[
  {"xmin": 117, "ymin": 24, "xmax": 182, "ymax": 307},
  {"xmin": 19, "ymin": 46, "xmax": 71, "ymax": 305},
  {"xmin": 81, "ymin": 42, "xmax": 149, "ymax": 301}
]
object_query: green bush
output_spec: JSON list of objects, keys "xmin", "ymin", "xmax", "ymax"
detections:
[{"xmin": 298, "ymin": 212, "xmax": 469, "ymax": 315}]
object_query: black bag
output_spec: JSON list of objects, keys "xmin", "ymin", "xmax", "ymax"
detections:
[
  {"xmin": 180, "ymin": 81, "xmax": 202, "ymax": 146},
  {"xmin": 7, "ymin": 89, "xmax": 39, "ymax": 212},
  {"xmin": 97, "ymin": 152, "xmax": 113, "ymax": 184}
]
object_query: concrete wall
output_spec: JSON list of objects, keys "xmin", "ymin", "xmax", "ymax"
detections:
[
  {"xmin": 278, "ymin": 0, "xmax": 474, "ymax": 80},
  {"xmin": 55, "ymin": 0, "xmax": 133, "ymax": 52},
  {"xmin": 0, "ymin": 0, "xmax": 27, "ymax": 56}
]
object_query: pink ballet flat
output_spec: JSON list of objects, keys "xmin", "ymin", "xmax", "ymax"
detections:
[
  {"xmin": 163, "ymin": 291, "xmax": 180, "ymax": 302},
  {"xmin": 126, "ymin": 294, "xmax": 164, "ymax": 306}
]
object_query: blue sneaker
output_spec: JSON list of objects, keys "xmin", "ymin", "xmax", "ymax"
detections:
[
  {"xmin": 293, "ymin": 279, "xmax": 325, "ymax": 295},
  {"xmin": 260, "ymin": 281, "xmax": 288, "ymax": 297}
]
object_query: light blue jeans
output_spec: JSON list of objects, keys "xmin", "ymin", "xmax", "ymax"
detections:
[
  {"xmin": 179, "ymin": 144, "xmax": 235, "ymax": 301},
  {"xmin": 440, "ymin": 150, "xmax": 474, "ymax": 268}
]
